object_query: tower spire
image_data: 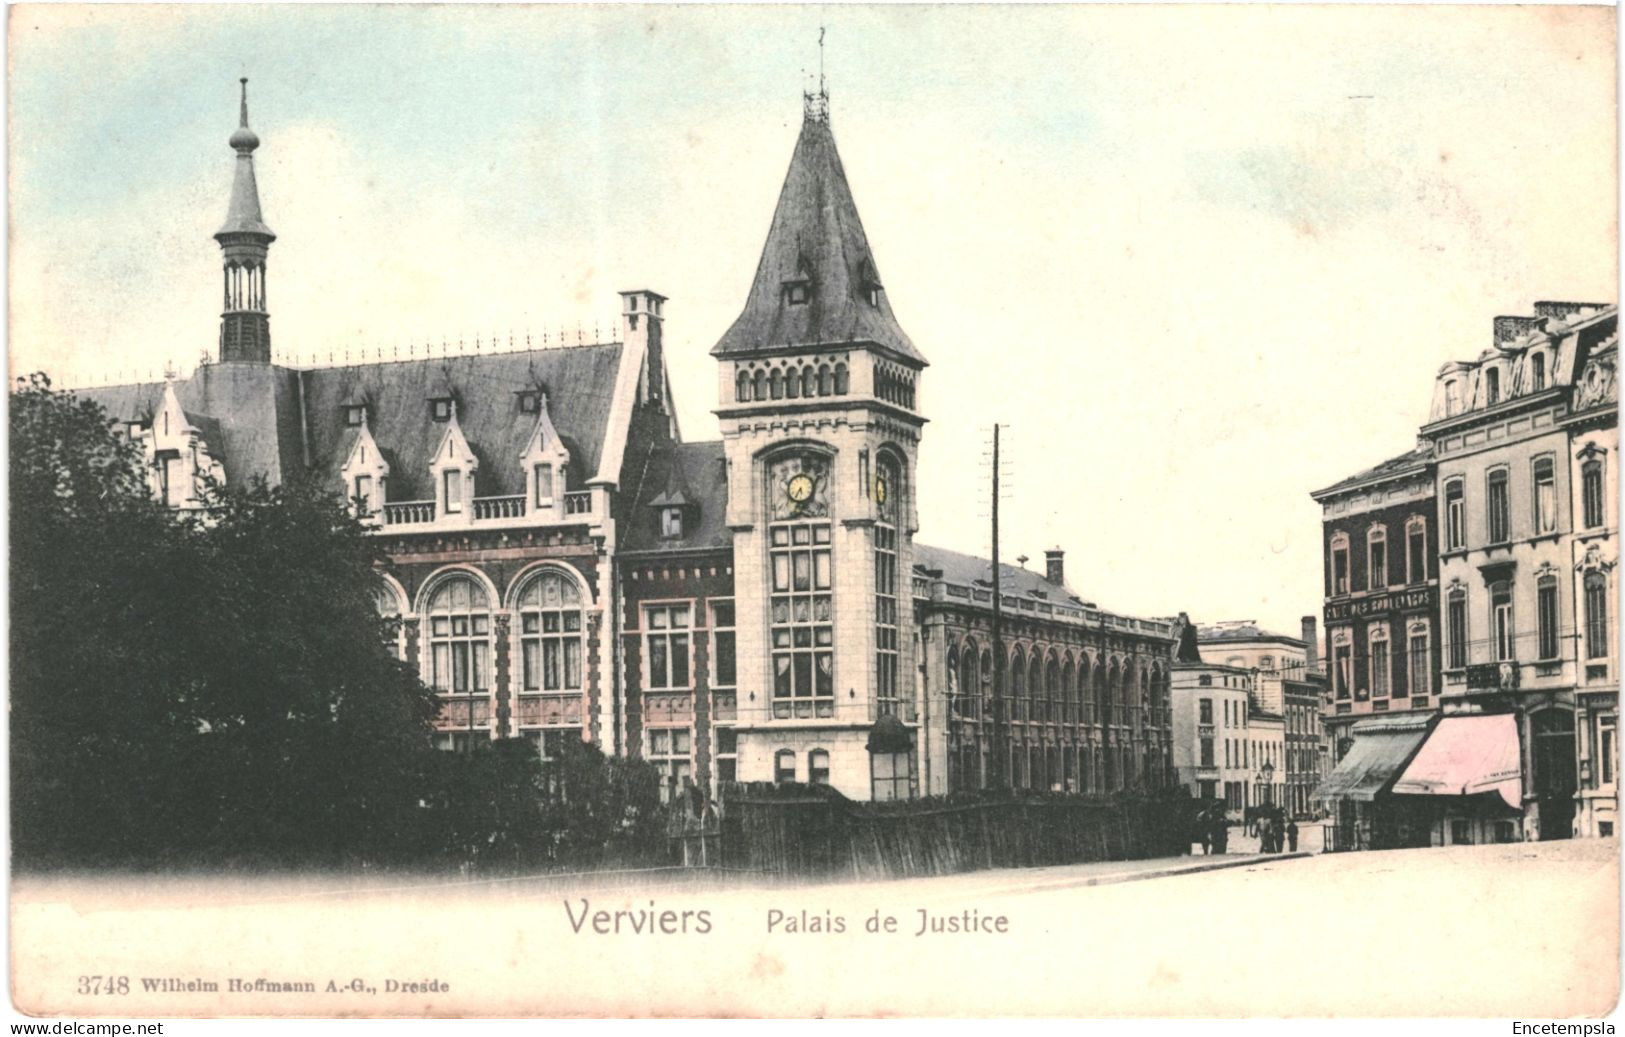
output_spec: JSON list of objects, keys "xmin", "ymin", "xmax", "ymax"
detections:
[
  {"xmin": 215, "ymin": 78, "xmax": 275, "ymax": 363},
  {"xmin": 803, "ymin": 27, "xmax": 829, "ymax": 124}
]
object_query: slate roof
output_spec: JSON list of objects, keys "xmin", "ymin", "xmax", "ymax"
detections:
[
  {"xmin": 621, "ymin": 440, "xmax": 731, "ymax": 554},
  {"xmin": 1197, "ymin": 622, "xmax": 1304, "ymax": 647},
  {"xmin": 81, "ymin": 363, "xmax": 304, "ymax": 487},
  {"xmin": 711, "ymin": 113, "xmax": 925, "ymax": 365},
  {"xmin": 77, "ymin": 343, "xmax": 625, "ymax": 502},
  {"xmin": 300, "ymin": 345, "xmax": 623, "ymax": 501},
  {"xmin": 913, "ymin": 543, "xmax": 1094, "ymax": 609},
  {"xmin": 1310, "ymin": 446, "xmax": 1432, "ymax": 500}
]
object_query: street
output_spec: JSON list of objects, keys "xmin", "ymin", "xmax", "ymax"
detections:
[{"xmin": 12, "ymin": 837, "xmax": 1617, "ymax": 1017}]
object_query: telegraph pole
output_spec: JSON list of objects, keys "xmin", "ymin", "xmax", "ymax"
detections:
[{"xmin": 990, "ymin": 423, "xmax": 1006, "ymax": 791}]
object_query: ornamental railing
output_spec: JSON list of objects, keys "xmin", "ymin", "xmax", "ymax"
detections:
[
  {"xmin": 473, "ymin": 494, "xmax": 527, "ymax": 520},
  {"xmin": 563, "ymin": 491, "xmax": 593, "ymax": 515},
  {"xmin": 383, "ymin": 500, "xmax": 436, "ymax": 525}
]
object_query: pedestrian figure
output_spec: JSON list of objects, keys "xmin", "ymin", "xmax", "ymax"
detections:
[{"xmin": 1287, "ymin": 820, "xmax": 1299, "ymax": 853}]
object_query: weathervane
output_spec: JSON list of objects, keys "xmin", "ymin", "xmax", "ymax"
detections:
[{"xmin": 804, "ymin": 26, "xmax": 829, "ymax": 123}]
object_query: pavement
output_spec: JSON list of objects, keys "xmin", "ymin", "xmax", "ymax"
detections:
[{"xmin": 11, "ymin": 836, "xmax": 1617, "ymax": 1018}]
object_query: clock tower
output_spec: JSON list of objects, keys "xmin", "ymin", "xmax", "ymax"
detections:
[{"xmin": 713, "ymin": 87, "xmax": 928, "ymax": 800}]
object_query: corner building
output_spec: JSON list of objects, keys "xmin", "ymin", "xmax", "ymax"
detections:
[{"xmin": 76, "ymin": 84, "xmax": 1180, "ymax": 803}]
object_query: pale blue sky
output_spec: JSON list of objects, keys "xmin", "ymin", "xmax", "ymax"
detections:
[{"xmin": 10, "ymin": 4, "xmax": 1617, "ymax": 637}]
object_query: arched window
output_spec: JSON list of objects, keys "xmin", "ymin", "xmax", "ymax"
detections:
[
  {"xmin": 1368, "ymin": 624, "xmax": 1390, "ymax": 698},
  {"xmin": 1490, "ymin": 581, "xmax": 1514, "ymax": 661},
  {"xmin": 753, "ymin": 369, "xmax": 767, "ymax": 401},
  {"xmin": 808, "ymin": 749, "xmax": 830, "ymax": 785},
  {"xmin": 375, "ymin": 584, "xmax": 404, "ymax": 660},
  {"xmin": 426, "ymin": 575, "xmax": 491, "ymax": 696},
  {"xmin": 1366, "ymin": 526, "xmax": 1387, "ymax": 590},
  {"xmin": 1028, "ymin": 654, "xmax": 1043, "ymax": 725},
  {"xmin": 1330, "ymin": 531, "xmax": 1350, "ymax": 595},
  {"xmin": 980, "ymin": 650, "xmax": 994, "ymax": 716},
  {"xmin": 1011, "ymin": 648, "xmax": 1027, "ymax": 723},
  {"xmin": 802, "ymin": 367, "xmax": 817, "ymax": 398},
  {"xmin": 818, "ymin": 364, "xmax": 832, "ymax": 396},
  {"xmin": 736, "ymin": 369, "xmax": 751, "ymax": 402},
  {"xmin": 956, "ymin": 642, "xmax": 979, "ymax": 718},
  {"xmin": 770, "ymin": 369, "xmax": 785, "ymax": 400},
  {"xmin": 833, "ymin": 363, "xmax": 849, "ymax": 395},
  {"xmin": 1061, "ymin": 658, "xmax": 1076, "ymax": 725},
  {"xmin": 1444, "ymin": 479, "xmax": 1466, "ymax": 550},
  {"xmin": 515, "ymin": 569, "xmax": 585, "ymax": 692},
  {"xmin": 785, "ymin": 366, "xmax": 800, "ymax": 398},
  {"xmin": 774, "ymin": 749, "xmax": 797, "ymax": 784}
]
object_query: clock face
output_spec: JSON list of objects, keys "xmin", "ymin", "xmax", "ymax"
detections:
[
  {"xmin": 874, "ymin": 474, "xmax": 888, "ymax": 505},
  {"xmin": 787, "ymin": 473, "xmax": 815, "ymax": 504}
]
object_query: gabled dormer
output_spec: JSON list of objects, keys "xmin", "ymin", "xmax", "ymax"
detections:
[
  {"xmin": 147, "ymin": 381, "xmax": 225, "ymax": 509},
  {"xmin": 519, "ymin": 395, "xmax": 570, "ymax": 514},
  {"xmin": 339, "ymin": 417, "xmax": 390, "ymax": 522},
  {"xmin": 429, "ymin": 403, "xmax": 478, "ymax": 523}
]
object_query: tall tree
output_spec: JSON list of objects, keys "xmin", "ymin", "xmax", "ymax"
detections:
[{"xmin": 10, "ymin": 375, "xmax": 440, "ymax": 868}]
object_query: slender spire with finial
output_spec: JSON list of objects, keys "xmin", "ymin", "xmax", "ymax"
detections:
[
  {"xmin": 803, "ymin": 26, "xmax": 829, "ymax": 123},
  {"xmin": 216, "ymin": 78, "xmax": 275, "ymax": 363}
]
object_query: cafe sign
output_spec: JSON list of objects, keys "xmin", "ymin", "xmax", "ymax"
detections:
[{"xmin": 1324, "ymin": 587, "xmax": 1434, "ymax": 622}]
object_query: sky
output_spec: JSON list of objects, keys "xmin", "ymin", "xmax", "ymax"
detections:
[{"xmin": 8, "ymin": 4, "xmax": 1618, "ymax": 637}]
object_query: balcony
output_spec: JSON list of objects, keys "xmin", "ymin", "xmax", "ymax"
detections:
[
  {"xmin": 377, "ymin": 490, "xmax": 595, "ymax": 530},
  {"xmin": 473, "ymin": 494, "xmax": 526, "ymax": 521},
  {"xmin": 564, "ymin": 491, "xmax": 593, "ymax": 515},
  {"xmin": 1464, "ymin": 661, "xmax": 1521, "ymax": 694},
  {"xmin": 383, "ymin": 499, "xmax": 436, "ymax": 525}
]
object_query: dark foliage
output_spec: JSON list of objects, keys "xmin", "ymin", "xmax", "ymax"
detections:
[{"xmin": 10, "ymin": 375, "xmax": 664, "ymax": 873}]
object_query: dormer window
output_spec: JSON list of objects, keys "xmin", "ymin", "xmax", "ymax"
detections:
[
  {"xmin": 859, "ymin": 260, "xmax": 882, "ymax": 307},
  {"xmin": 344, "ymin": 404, "xmax": 366, "ymax": 427},
  {"xmin": 444, "ymin": 469, "xmax": 463, "ymax": 513},
  {"xmin": 518, "ymin": 390, "xmax": 541, "ymax": 415},
  {"xmin": 865, "ymin": 285, "xmax": 882, "ymax": 307},
  {"xmin": 1485, "ymin": 368, "xmax": 1500, "ymax": 406},
  {"xmin": 353, "ymin": 474, "xmax": 376, "ymax": 516},
  {"xmin": 430, "ymin": 397, "xmax": 454, "ymax": 422},
  {"xmin": 126, "ymin": 422, "xmax": 144, "ymax": 439},
  {"xmin": 661, "ymin": 506, "xmax": 684, "ymax": 539},
  {"xmin": 785, "ymin": 280, "xmax": 810, "ymax": 306},
  {"xmin": 534, "ymin": 463, "xmax": 555, "ymax": 507}
]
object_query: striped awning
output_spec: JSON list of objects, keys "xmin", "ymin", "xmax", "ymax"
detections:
[{"xmin": 1313, "ymin": 716, "xmax": 1432, "ymax": 802}]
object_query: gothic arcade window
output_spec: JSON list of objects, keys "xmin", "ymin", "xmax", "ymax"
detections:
[
  {"xmin": 767, "ymin": 454, "xmax": 834, "ymax": 718},
  {"xmin": 516, "ymin": 570, "xmax": 584, "ymax": 692},
  {"xmin": 427, "ymin": 576, "xmax": 490, "ymax": 695},
  {"xmin": 1533, "ymin": 457, "xmax": 1557, "ymax": 535}
]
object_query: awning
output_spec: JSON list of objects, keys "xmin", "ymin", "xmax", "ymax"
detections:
[
  {"xmin": 1312, "ymin": 715, "xmax": 1432, "ymax": 802},
  {"xmin": 1391, "ymin": 712, "xmax": 1522, "ymax": 811}
]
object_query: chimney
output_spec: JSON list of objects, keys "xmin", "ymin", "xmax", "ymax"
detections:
[
  {"xmin": 1301, "ymin": 615, "xmax": 1319, "ymax": 671},
  {"xmin": 1044, "ymin": 548, "xmax": 1065, "ymax": 586},
  {"xmin": 620, "ymin": 290, "xmax": 667, "ymax": 405}
]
